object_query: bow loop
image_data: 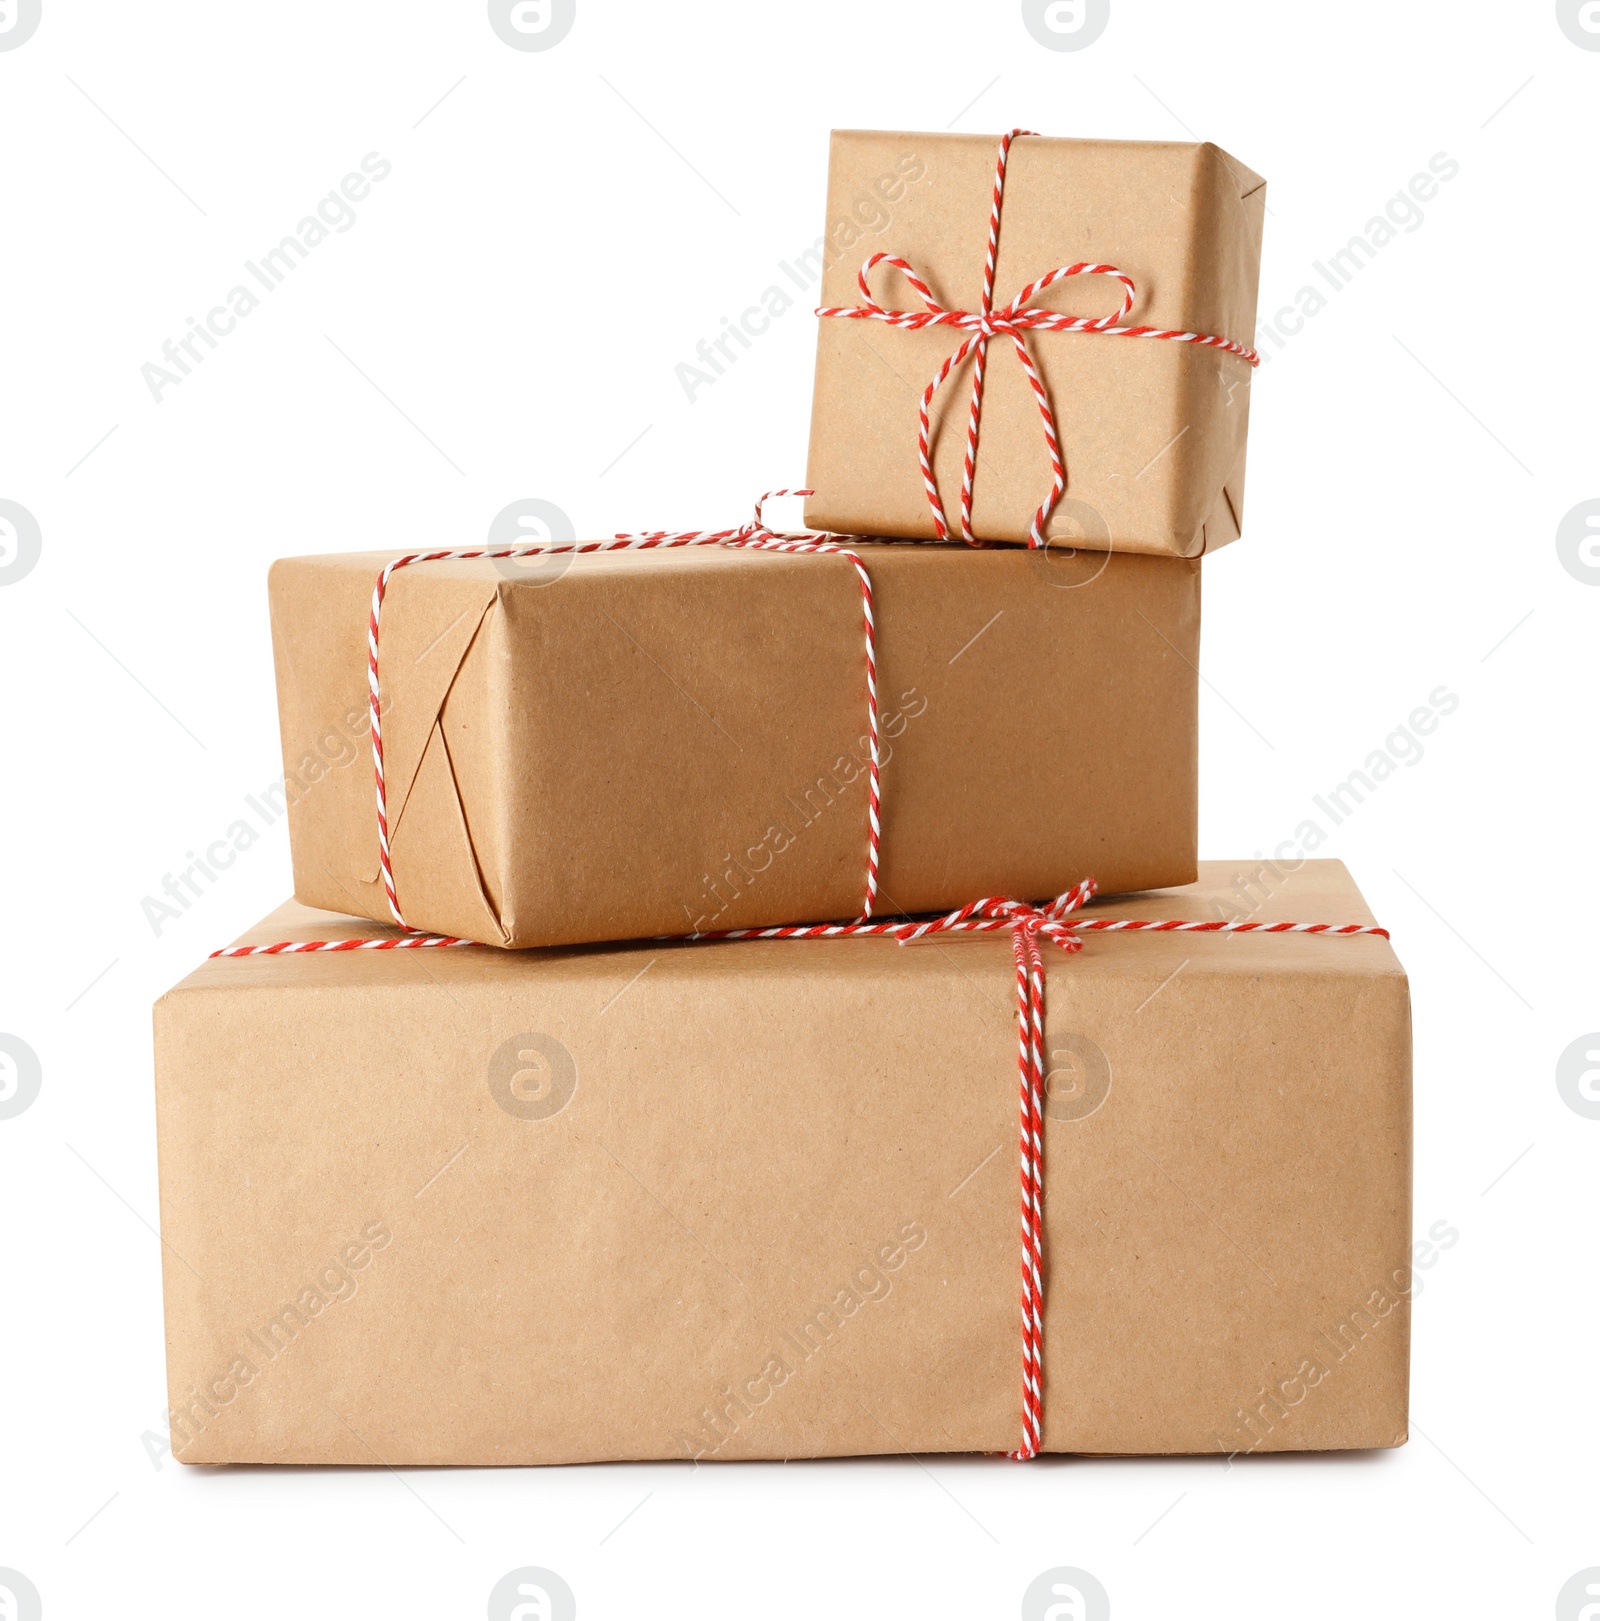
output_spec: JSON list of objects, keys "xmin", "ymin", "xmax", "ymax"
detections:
[
  {"xmin": 749, "ymin": 486, "xmax": 815, "ymax": 533},
  {"xmin": 856, "ymin": 251, "xmax": 950, "ymax": 320},
  {"xmin": 999, "ymin": 263, "xmax": 1138, "ymax": 332}
]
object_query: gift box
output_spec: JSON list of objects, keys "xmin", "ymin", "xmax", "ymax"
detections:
[
  {"xmin": 268, "ymin": 540, "xmax": 1199, "ymax": 949},
  {"xmin": 804, "ymin": 130, "xmax": 1265, "ymax": 557},
  {"xmin": 153, "ymin": 860, "xmax": 1410, "ymax": 1465}
]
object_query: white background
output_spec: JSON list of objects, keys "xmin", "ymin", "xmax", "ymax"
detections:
[{"xmin": 1, "ymin": 1, "xmax": 1596, "ymax": 1616}]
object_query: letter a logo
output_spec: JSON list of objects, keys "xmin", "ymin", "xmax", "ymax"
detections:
[
  {"xmin": 488, "ymin": 1566, "xmax": 575, "ymax": 1621},
  {"xmin": 1044, "ymin": 1585, "xmax": 1087, "ymax": 1621},
  {"xmin": 510, "ymin": 1585, "xmax": 552, "ymax": 1621}
]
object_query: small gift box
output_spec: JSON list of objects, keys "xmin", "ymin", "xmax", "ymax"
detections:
[
  {"xmin": 153, "ymin": 861, "xmax": 1409, "ymax": 1464},
  {"xmin": 804, "ymin": 130, "xmax": 1265, "ymax": 557}
]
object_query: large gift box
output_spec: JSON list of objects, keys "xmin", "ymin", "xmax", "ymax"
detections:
[
  {"xmin": 154, "ymin": 861, "xmax": 1410, "ymax": 1465},
  {"xmin": 269, "ymin": 541, "xmax": 1200, "ymax": 949},
  {"xmin": 804, "ymin": 130, "xmax": 1265, "ymax": 557}
]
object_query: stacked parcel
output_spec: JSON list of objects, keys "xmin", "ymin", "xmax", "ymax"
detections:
[{"xmin": 154, "ymin": 126, "xmax": 1413, "ymax": 1465}]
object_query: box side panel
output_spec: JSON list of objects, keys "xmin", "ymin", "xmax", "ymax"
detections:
[
  {"xmin": 868, "ymin": 545, "xmax": 1198, "ymax": 906},
  {"xmin": 494, "ymin": 543, "xmax": 1199, "ymax": 945},
  {"xmin": 1042, "ymin": 947, "xmax": 1411, "ymax": 1454},
  {"xmin": 269, "ymin": 555, "xmax": 502, "ymax": 936}
]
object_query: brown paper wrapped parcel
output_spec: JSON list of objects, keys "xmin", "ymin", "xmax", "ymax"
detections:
[
  {"xmin": 804, "ymin": 131, "xmax": 1265, "ymax": 557},
  {"xmin": 269, "ymin": 542, "xmax": 1199, "ymax": 949},
  {"xmin": 154, "ymin": 861, "xmax": 1411, "ymax": 1465}
]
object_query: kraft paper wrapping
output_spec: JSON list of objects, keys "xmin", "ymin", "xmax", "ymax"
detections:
[
  {"xmin": 154, "ymin": 862, "xmax": 1410, "ymax": 1465},
  {"xmin": 269, "ymin": 542, "xmax": 1200, "ymax": 949},
  {"xmin": 804, "ymin": 130, "xmax": 1265, "ymax": 557}
]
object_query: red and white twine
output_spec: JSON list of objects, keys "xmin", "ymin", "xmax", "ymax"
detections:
[
  {"xmin": 209, "ymin": 932, "xmax": 473, "ymax": 957},
  {"xmin": 356, "ymin": 490, "xmax": 882, "ymax": 933},
  {"xmin": 212, "ymin": 868, "xmax": 1389, "ymax": 1461},
  {"xmin": 816, "ymin": 129, "xmax": 1262, "ymax": 547},
  {"xmin": 682, "ymin": 877, "xmax": 1388, "ymax": 1459}
]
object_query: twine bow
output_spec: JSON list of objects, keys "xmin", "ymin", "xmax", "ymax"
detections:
[{"xmin": 816, "ymin": 129, "xmax": 1261, "ymax": 548}]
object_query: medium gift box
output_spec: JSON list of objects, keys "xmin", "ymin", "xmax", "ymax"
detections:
[
  {"xmin": 268, "ymin": 535, "xmax": 1199, "ymax": 949},
  {"xmin": 804, "ymin": 130, "xmax": 1265, "ymax": 557},
  {"xmin": 153, "ymin": 860, "xmax": 1410, "ymax": 1465}
]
